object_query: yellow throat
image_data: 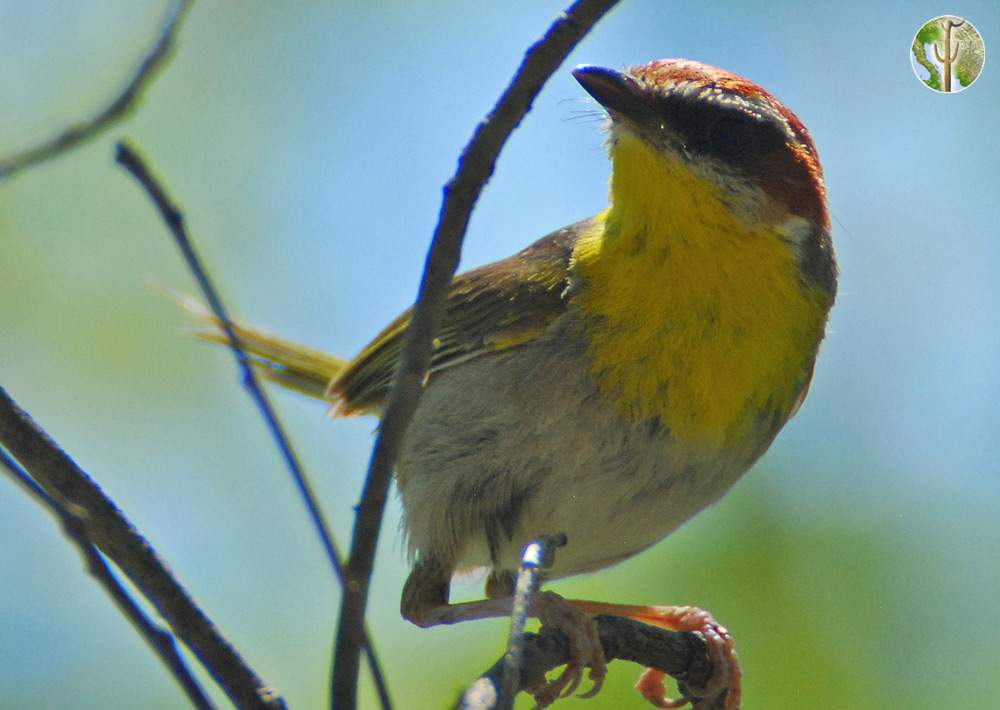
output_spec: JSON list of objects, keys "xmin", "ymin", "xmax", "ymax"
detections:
[{"xmin": 572, "ymin": 132, "xmax": 831, "ymax": 446}]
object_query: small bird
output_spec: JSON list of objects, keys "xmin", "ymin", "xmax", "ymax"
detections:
[{"xmin": 190, "ymin": 58, "xmax": 836, "ymax": 709}]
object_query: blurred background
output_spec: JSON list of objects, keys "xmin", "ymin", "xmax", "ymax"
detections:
[{"xmin": 2, "ymin": 1, "xmax": 998, "ymax": 708}]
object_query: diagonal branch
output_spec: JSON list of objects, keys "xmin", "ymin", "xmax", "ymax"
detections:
[
  {"xmin": 114, "ymin": 142, "xmax": 392, "ymax": 710},
  {"xmin": 0, "ymin": 0, "xmax": 192, "ymax": 180},
  {"xmin": 331, "ymin": 0, "xmax": 621, "ymax": 706},
  {"xmin": 0, "ymin": 449, "xmax": 213, "ymax": 710},
  {"xmin": 0, "ymin": 385, "xmax": 283, "ymax": 709}
]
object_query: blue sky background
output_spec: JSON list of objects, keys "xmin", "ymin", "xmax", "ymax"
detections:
[{"xmin": 2, "ymin": 1, "xmax": 999, "ymax": 708}]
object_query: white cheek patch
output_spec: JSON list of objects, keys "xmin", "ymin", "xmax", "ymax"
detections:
[
  {"xmin": 696, "ymin": 162, "xmax": 768, "ymax": 223},
  {"xmin": 775, "ymin": 214, "xmax": 813, "ymax": 246},
  {"xmin": 773, "ymin": 214, "xmax": 816, "ymax": 265}
]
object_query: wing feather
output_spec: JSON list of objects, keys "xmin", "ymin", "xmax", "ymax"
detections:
[{"xmin": 331, "ymin": 218, "xmax": 594, "ymax": 415}]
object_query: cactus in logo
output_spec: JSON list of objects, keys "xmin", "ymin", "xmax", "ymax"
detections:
[
  {"xmin": 911, "ymin": 16, "xmax": 985, "ymax": 93},
  {"xmin": 932, "ymin": 17, "xmax": 964, "ymax": 92}
]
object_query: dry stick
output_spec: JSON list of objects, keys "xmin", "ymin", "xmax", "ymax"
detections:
[
  {"xmin": 0, "ymin": 386, "xmax": 283, "ymax": 709},
  {"xmin": 114, "ymin": 142, "xmax": 393, "ymax": 710},
  {"xmin": 0, "ymin": 0, "xmax": 192, "ymax": 180},
  {"xmin": 458, "ymin": 617, "xmax": 720, "ymax": 710},
  {"xmin": 0, "ymin": 449, "xmax": 214, "ymax": 710},
  {"xmin": 498, "ymin": 535, "xmax": 567, "ymax": 710},
  {"xmin": 330, "ymin": 0, "xmax": 621, "ymax": 707}
]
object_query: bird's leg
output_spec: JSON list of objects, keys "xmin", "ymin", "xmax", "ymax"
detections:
[
  {"xmin": 567, "ymin": 600, "xmax": 741, "ymax": 710},
  {"xmin": 485, "ymin": 569, "xmax": 516, "ymax": 599},
  {"xmin": 402, "ymin": 567, "xmax": 607, "ymax": 707},
  {"xmin": 400, "ymin": 555, "xmax": 451, "ymax": 626}
]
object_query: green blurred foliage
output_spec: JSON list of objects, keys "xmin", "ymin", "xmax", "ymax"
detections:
[{"xmin": 2, "ymin": 2, "xmax": 999, "ymax": 709}]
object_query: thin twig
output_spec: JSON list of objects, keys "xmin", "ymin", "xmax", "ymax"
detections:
[
  {"xmin": 331, "ymin": 0, "xmax": 621, "ymax": 706},
  {"xmin": 0, "ymin": 449, "xmax": 214, "ymax": 710},
  {"xmin": 114, "ymin": 142, "xmax": 393, "ymax": 710},
  {"xmin": 0, "ymin": 0, "xmax": 192, "ymax": 180},
  {"xmin": 0, "ymin": 386, "xmax": 283, "ymax": 708},
  {"xmin": 500, "ymin": 535, "xmax": 567, "ymax": 710},
  {"xmin": 458, "ymin": 616, "xmax": 722, "ymax": 710}
]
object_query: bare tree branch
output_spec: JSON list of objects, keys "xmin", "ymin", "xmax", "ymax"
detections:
[
  {"xmin": 332, "ymin": 0, "xmax": 621, "ymax": 705},
  {"xmin": 0, "ymin": 449, "xmax": 213, "ymax": 710},
  {"xmin": 0, "ymin": 385, "xmax": 284, "ymax": 709},
  {"xmin": 458, "ymin": 616, "xmax": 724, "ymax": 710},
  {"xmin": 114, "ymin": 142, "xmax": 393, "ymax": 710},
  {"xmin": 0, "ymin": 0, "xmax": 191, "ymax": 180}
]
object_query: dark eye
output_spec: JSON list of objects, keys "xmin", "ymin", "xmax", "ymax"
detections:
[{"xmin": 702, "ymin": 115, "xmax": 757, "ymax": 159}]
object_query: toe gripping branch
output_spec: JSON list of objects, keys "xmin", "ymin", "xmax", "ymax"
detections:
[{"xmin": 455, "ymin": 535, "xmax": 734, "ymax": 710}]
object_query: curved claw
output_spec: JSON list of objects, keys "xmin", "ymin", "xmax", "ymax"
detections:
[
  {"xmin": 636, "ymin": 668, "xmax": 692, "ymax": 709},
  {"xmin": 527, "ymin": 592, "xmax": 608, "ymax": 706},
  {"xmin": 685, "ymin": 617, "xmax": 740, "ymax": 709},
  {"xmin": 576, "ymin": 670, "xmax": 605, "ymax": 699},
  {"xmin": 560, "ymin": 664, "xmax": 584, "ymax": 698},
  {"xmin": 533, "ymin": 662, "xmax": 580, "ymax": 708},
  {"xmin": 695, "ymin": 623, "xmax": 730, "ymax": 697}
]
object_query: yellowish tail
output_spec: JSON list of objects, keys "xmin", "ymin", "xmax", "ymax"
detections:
[{"xmin": 177, "ymin": 295, "xmax": 347, "ymax": 401}]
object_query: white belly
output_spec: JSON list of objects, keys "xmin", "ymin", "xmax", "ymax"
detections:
[{"xmin": 396, "ymin": 313, "xmax": 779, "ymax": 578}]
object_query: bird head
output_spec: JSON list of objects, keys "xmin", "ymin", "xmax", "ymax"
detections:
[{"xmin": 573, "ymin": 58, "xmax": 834, "ymax": 291}]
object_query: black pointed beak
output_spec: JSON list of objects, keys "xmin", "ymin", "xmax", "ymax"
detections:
[{"xmin": 572, "ymin": 65, "xmax": 649, "ymax": 121}]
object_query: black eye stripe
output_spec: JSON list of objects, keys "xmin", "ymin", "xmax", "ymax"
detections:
[
  {"xmin": 652, "ymin": 89, "xmax": 789, "ymax": 164},
  {"xmin": 703, "ymin": 113, "xmax": 786, "ymax": 160}
]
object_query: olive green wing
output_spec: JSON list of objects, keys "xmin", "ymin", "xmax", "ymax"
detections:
[
  {"xmin": 331, "ymin": 218, "xmax": 592, "ymax": 415},
  {"xmin": 174, "ymin": 290, "xmax": 350, "ymax": 399}
]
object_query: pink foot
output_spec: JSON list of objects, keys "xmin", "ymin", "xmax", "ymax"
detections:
[
  {"xmin": 637, "ymin": 668, "xmax": 694, "ymax": 708},
  {"xmin": 633, "ymin": 606, "xmax": 741, "ymax": 710}
]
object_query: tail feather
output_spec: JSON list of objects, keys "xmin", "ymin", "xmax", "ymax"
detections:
[{"xmin": 177, "ymin": 295, "xmax": 347, "ymax": 401}]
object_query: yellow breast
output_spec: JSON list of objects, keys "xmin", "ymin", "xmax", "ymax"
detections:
[{"xmin": 572, "ymin": 133, "xmax": 831, "ymax": 446}]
